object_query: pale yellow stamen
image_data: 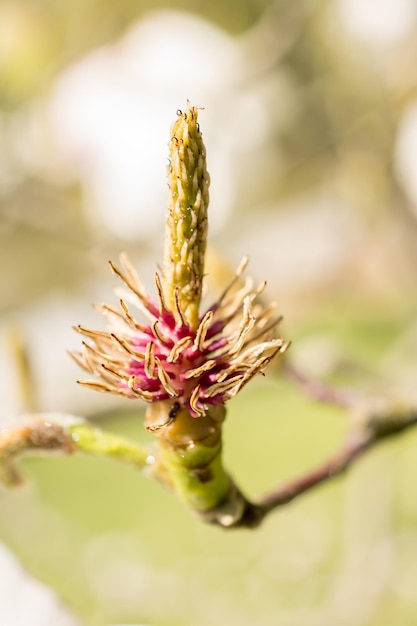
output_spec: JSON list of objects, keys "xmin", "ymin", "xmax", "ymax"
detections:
[
  {"xmin": 109, "ymin": 259, "xmax": 150, "ymax": 312},
  {"xmin": 119, "ymin": 299, "xmax": 148, "ymax": 331},
  {"xmin": 167, "ymin": 336, "xmax": 193, "ymax": 363},
  {"xmin": 184, "ymin": 359, "xmax": 217, "ymax": 380},
  {"xmin": 151, "ymin": 320, "xmax": 168, "ymax": 344},
  {"xmin": 77, "ymin": 379, "xmax": 126, "ymax": 395},
  {"xmin": 154, "ymin": 273, "xmax": 169, "ymax": 315},
  {"xmin": 173, "ymin": 288, "xmax": 187, "ymax": 327},
  {"xmin": 189, "ymin": 384, "xmax": 204, "ymax": 417},
  {"xmin": 193, "ymin": 310, "xmax": 213, "ymax": 351},
  {"xmin": 127, "ymin": 376, "xmax": 154, "ymax": 401},
  {"xmin": 156, "ymin": 362, "xmax": 178, "ymax": 397},
  {"xmin": 203, "ymin": 375, "xmax": 243, "ymax": 398},
  {"xmin": 144, "ymin": 342, "xmax": 157, "ymax": 379},
  {"xmin": 101, "ymin": 363, "xmax": 128, "ymax": 381},
  {"xmin": 108, "ymin": 333, "xmax": 144, "ymax": 360}
]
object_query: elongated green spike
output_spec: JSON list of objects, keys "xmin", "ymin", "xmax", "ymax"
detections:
[{"xmin": 163, "ymin": 105, "xmax": 210, "ymax": 329}]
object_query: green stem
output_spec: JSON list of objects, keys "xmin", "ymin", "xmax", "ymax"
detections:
[
  {"xmin": 155, "ymin": 438, "xmax": 229, "ymax": 511},
  {"xmin": 68, "ymin": 423, "xmax": 149, "ymax": 469},
  {"xmin": 0, "ymin": 414, "xmax": 150, "ymax": 487},
  {"xmin": 145, "ymin": 401, "xmax": 247, "ymax": 525}
]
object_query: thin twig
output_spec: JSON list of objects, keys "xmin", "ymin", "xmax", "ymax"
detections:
[
  {"xmin": 283, "ymin": 363, "xmax": 359, "ymax": 408},
  {"xmin": 233, "ymin": 407, "xmax": 417, "ymax": 528},
  {"xmin": 257, "ymin": 435, "xmax": 371, "ymax": 512},
  {"xmin": 0, "ymin": 414, "xmax": 150, "ymax": 487}
]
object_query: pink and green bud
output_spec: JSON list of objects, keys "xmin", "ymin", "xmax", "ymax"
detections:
[{"xmin": 71, "ymin": 104, "xmax": 288, "ymax": 521}]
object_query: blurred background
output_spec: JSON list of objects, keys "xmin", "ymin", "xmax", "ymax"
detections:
[{"xmin": 1, "ymin": 0, "xmax": 417, "ymax": 624}]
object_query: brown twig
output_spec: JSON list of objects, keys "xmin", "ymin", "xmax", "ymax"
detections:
[
  {"xmin": 283, "ymin": 363, "xmax": 358, "ymax": 408},
  {"xmin": 231, "ymin": 406, "xmax": 417, "ymax": 529},
  {"xmin": 256, "ymin": 435, "xmax": 371, "ymax": 512},
  {"xmin": 0, "ymin": 417, "xmax": 76, "ymax": 486}
]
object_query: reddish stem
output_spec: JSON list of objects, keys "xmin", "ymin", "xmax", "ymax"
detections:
[
  {"xmin": 232, "ymin": 410, "xmax": 417, "ymax": 528},
  {"xmin": 284, "ymin": 363, "xmax": 358, "ymax": 408},
  {"xmin": 258, "ymin": 435, "xmax": 371, "ymax": 512}
]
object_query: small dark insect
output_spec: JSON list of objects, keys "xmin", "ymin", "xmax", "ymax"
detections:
[{"xmin": 169, "ymin": 401, "xmax": 181, "ymax": 420}]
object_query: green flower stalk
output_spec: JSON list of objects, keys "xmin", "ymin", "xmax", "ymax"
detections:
[{"xmin": 71, "ymin": 105, "xmax": 289, "ymax": 525}]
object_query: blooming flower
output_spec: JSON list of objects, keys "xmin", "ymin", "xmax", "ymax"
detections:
[
  {"xmin": 72, "ymin": 105, "xmax": 288, "ymax": 425},
  {"xmin": 73, "ymin": 254, "xmax": 287, "ymax": 420}
]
